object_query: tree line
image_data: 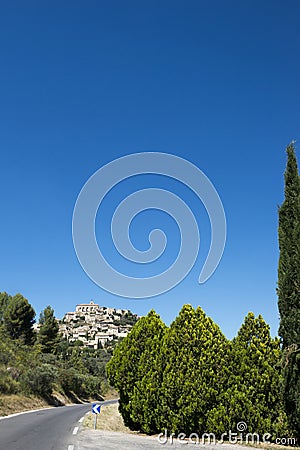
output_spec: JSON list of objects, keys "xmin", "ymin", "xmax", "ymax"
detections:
[
  {"xmin": 107, "ymin": 143, "xmax": 300, "ymax": 441},
  {"xmin": 107, "ymin": 307, "xmax": 288, "ymax": 438},
  {"xmin": 0, "ymin": 294, "xmax": 112, "ymax": 402}
]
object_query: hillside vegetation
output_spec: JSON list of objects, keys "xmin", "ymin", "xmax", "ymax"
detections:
[{"xmin": 0, "ymin": 293, "xmax": 128, "ymax": 414}]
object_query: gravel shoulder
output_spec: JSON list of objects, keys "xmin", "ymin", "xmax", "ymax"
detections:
[
  {"xmin": 81, "ymin": 404, "xmax": 252, "ymax": 450},
  {"xmin": 76, "ymin": 429, "xmax": 254, "ymax": 450}
]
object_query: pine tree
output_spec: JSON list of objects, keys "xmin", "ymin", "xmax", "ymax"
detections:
[
  {"xmin": 0, "ymin": 292, "xmax": 12, "ymax": 324},
  {"xmin": 106, "ymin": 310, "xmax": 166, "ymax": 430},
  {"xmin": 277, "ymin": 142, "xmax": 300, "ymax": 437},
  {"xmin": 37, "ymin": 306, "xmax": 59, "ymax": 353},
  {"xmin": 128, "ymin": 316, "xmax": 167, "ymax": 433},
  {"xmin": 207, "ymin": 313, "xmax": 287, "ymax": 437},
  {"xmin": 3, "ymin": 294, "xmax": 35, "ymax": 345},
  {"xmin": 157, "ymin": 304, "xmax": 229, "ymax": 435}
]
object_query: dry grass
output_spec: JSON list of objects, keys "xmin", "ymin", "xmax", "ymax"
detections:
[
  {"xmin": 102, "ymin": 387, "xmax": 119, "ymax": 400},
  {"xmin": 0, "ymin": 387, "xmax": 117, "ymax": 418},
  {"xmin": 84, "ymin": 403, "xmax": 133, "ymax": 433},
  {"xmin": 0, "ymin": 394, "xmax": 50, "ymax": 417}
]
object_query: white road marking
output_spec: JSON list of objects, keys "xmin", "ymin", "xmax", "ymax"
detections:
[
  {"xmin": 68, "ymin": 445, "xmax": 74, "ymax": 450},
  {"xmin": 79, "ymin": 416, "xmax": 84, "ymax": 423},
  {"xmin": 73, "ymin": 426, "xmax": 79, "ymax": 435}
]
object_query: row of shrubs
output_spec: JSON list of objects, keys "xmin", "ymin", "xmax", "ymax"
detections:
[
  {"xmin": 107, "ymin": 306, "xmax": 292, "ymax": 439},
  {"xmin": 0, "ymin": 361, "xmax": 106, "ymax": 401}
]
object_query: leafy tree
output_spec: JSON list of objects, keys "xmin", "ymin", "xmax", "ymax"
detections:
[
  {"xmin": 106, "ymin": 310, "xmax": 166, "ymax": 430},
  {"xmin": 277, "ymin": 142, "xmax": 300, "ymax": 437},
  {"xmin": 3, "ymin": 294, "xmax": 35, "ymax": 345},
  {"xmin": 207, "ymin": 313, "xmax": 288, "ymax": 437},
  {"xmin": 157, "ymin": 305, "xmax": 229, "ymax": 435},
  {"xmin": 37, "ymin": 306, "xmax": 59, "ymax": 353}
]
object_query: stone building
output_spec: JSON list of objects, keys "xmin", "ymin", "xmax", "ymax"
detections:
[
  {"xmin": 59, "ymin": 300, "xmax": 139, "ymax": 349},
  {"xmin": 75, "ymin": 300, "xmax": 99, "ymax": 313}
]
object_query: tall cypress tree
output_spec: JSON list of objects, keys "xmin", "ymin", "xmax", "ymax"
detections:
[
  {"xmin": 278, "ymin": 142, "xmax": 300, "ymax": 347},
  {"xmin": 277, "ymin": 142, "xmax": 300, "ymax": 437}
]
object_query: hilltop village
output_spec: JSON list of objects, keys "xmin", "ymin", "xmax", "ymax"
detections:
[{"xmin": 58, "ymin": 301, "xmax": 139, "ymax": 349}]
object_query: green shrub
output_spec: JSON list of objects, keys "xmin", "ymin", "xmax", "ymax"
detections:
[
  {"xmin": 20, "ymin": 364, "xmax": 57, "ymax": 396},
  {"xmin": 58, "ymin": 367, "xmax": 81, "ymax": 394},
  {"xmin": 0, "ymin": 368, "xmax": 20, "ymax": 394}
]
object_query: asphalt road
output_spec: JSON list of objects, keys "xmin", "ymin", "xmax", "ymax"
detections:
[
  {"xmin": 75, "ymin": 430, "xmax": 252, "ymax": 450},
  {"xmin": 0, "ymin": 399, "xmax": 118, "ymax": 450}
]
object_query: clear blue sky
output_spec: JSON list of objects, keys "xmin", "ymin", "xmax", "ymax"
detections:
[{"xmin": 1, "ymin": 1, "xmax": 299, "ymax": 338}]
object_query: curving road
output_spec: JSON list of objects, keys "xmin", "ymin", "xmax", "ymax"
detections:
[
  {"xmin": 0, "ymin": 400, "xmax": 253, "ymax": 450},
  {"xmin": 0, "ymin": 399, "xmax": 117, "ymax": 450}
]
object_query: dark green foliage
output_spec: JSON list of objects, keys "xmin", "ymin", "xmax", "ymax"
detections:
[
  {"xmin": 58, "ymin": 367, "xmax": 82, "ymax": 394},
  {"xmin": 20, "ymin": 364, "xmax": 57, "ymax": 396},
  {"xmin": 278, "ymin": 143, "xmax": 300, "ymax": 348},
  {"xmin": 38, "ymin": 306, "xmax": 59, "ymax": 353},
  {"xmin": 83, "ymin": 356, "xmax": 106, "ymax": 378},
  {"xmin": 0, "ymin": 292, "xmax": 12, "ymax": 323},
  {"xmin": 277, "ymin": 142, "xmax": 300, "ymax": 437},
  {"xmin": 58, "ymin": 367, "xmax": 101, "ymax": 398},
  {"xmin": 108, "ymin": 306, "xmax": 290, "ymax": 438},
  {"xmin": 156, "ymin": 305, "xmax": 229, "ymax": 435},
  {"xmin": 282, "ymin": 346, "xmax": 300, "ymax": 437},
  {"xmin": 3, "ymin": 294, "xmax": 36, "ymax": 345},
  {"xmin": 106, "ymin": 310, "xmax": 166, "ymax": 430},
  {"xmin": 207, "ymin": 313, "xmax": 288, "ymax": 437},
  {"xmin": 128, "ymin": 314, "xmax": 167, "ymax": 433},
  {"xmin": 54, "ymin": 345, "xmax": 113, "ymax": 398},
  {"xmin": 113, "ymin": 311, "xmax": 138, "ymax": 326}
]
